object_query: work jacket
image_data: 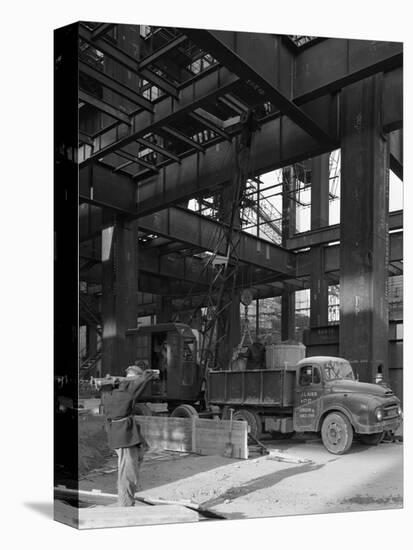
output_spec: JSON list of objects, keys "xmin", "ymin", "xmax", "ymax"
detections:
[{"xmin": 101, "ymin": 377, "xmax": 149, "ymax": 450}]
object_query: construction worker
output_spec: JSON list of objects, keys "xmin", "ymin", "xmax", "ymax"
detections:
[{"xmin": 101, "ymin": 365, "xmax": 157, "ymax": 506}]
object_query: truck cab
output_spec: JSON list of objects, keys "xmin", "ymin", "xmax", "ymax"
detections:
[{"xmin": 294, "ymin": 356, "xmax": 402, "ymax": 453}]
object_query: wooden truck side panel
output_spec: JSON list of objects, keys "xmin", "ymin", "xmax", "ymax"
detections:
[{"xmin": 207, "ymin": 369, "xmax": 296, "ymax": 407}]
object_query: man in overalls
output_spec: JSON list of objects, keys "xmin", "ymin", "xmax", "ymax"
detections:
[{"xmin": 101, "ymin": 366, "xmax": 156, "ymax": 506}]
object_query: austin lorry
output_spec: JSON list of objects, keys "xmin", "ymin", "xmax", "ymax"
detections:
[{"xmin": 117, "ymin": 323, "xmax": 402, "ymax": 455}]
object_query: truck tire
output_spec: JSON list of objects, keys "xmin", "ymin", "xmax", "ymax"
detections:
[
  {"xmin": 359, "ymin": 432, "xmax": 385, "ymax": 446},
  {"xmin": 321, "ymin": 412, "xmax": 353, "ymax": 454},
  {"xmin": 233, "ymin": 409, "xmax": 262, "ymax": 440},
  {"xmin": 171, "ymin": 404, "xmax": 199, "ymax": 418},
  {"xmin": 133, "ymin": 403, "xmax": 152, "ymax": 416}
]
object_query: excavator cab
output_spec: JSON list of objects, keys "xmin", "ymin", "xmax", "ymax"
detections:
[{"xmin": 125, "ymin": 323, "xmax": 203, "ymax": 404}]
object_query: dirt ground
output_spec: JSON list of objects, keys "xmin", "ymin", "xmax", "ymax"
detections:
[{"xmin": 78, "ymin": 429, "xmax": 403, "ymax": 521}]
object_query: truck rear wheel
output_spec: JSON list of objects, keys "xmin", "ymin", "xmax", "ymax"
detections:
[
  {"xmin": 359, "ymin": 432, "xmax": 384, "ymax": 446},
  {"xmin": 233, "ymin": 409, "xmax": 262, "ymax": 440},
  {"xmin": 170, "ymin": 404, "xmax": 199, "ymax": 418},
  {"xmin": 321, "ymin": 412, "xmax": 353, "ymax": 454}
]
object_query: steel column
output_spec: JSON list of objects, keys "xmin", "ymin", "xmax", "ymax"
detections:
[{"xmin": 339, "ymin": 75, "xmax": 390, "ymax": 383}]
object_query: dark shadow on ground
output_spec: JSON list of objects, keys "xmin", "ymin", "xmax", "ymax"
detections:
[
  {"xmin": 24, "ymin": 502, "xmax": 54, "ymax": 519},
  {"xmin": 202, "ymin": 461, "xmax": 325, "ymax": 508}
]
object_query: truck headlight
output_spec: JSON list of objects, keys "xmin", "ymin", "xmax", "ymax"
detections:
[
  {"xmin": 376, "ymin": 408, "xmax": 383, "ymax": 421},
  {"xmin": 398, "ymin": 406, "xmax": 402, "ymax": 416}
]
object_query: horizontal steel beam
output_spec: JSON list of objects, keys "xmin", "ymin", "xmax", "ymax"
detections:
[
  {"xmin": 79, "ymin": 60, "xmax": 153, "ymax": 112},
  {"xmin": 136, "ymin": 137, "xmax": 181, "ymax": 163},
  {"xmin": 182, "ymin": 28, "xmax": 333, "ymax": 144},
  {"xmin": 139, "ymin": 35, "xmax": 187, "ymax": 69},
  {"xmin": 79, "ymin": 90, "xmax": 132, "ymax": 125},
  {"xmin": 294, "ymin": 38, "xmax": 402, "ymax": 104},
  {"xmin": 286, "ymin": 210, "xmax": 403, "ymax": 250},
  {"xmin": 78, "ymin": 202, "xmax": 296, "ymax": 275},
  {"xmin": 88, "ymin": 67, "xmax": 399, "ymax": 216},
  {"xmin": 79, "ymin": 66, "xmax": 240, "ymax": 165},
  {"xmin": 138, "ymin": 206, "xmax": 296, "ymax": 275},
  {"xmin": 91, "ymin": 23, "xmax": 115, "ymax": 40},
  {"xmin": 162, "ymin": 125, "xmax": 205, "ymax": 152},
  {"xmin": 79, "ymin": 32, "xmax": 402, "ymax": 168},
  {"xmin": 79, "ymin": 25, "xmax": 179, "ymax": 98},
  {"xmin": 296, "ymin": 231, "xmax": 403, "ymax": 278},
  {"xmin": 116, "ymin": 149, "xmax": 158, "ymax": 173},
  {"xmin": 136, "ymin": 95, "xmax": 339, "ymax": 215}
]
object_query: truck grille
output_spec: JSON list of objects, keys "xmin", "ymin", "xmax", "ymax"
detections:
[{"xmin": 383, "ymin": 403, "xmax": 399, "ymax": 419}]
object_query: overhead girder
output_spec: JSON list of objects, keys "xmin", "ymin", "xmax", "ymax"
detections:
[
  {"xmin": 80, "ymin": 64, "xmax": 400, "ymax": 218},
  {"xmin": 80, "ymin": 93, "xmax": 338, "ymax": 214},
  {"xmin": 79, "ymin": 90, "xmax": 132, "ymax": 126},
  {"xmin": 79, "ymin": 24, "xmax": 180, "ymax": 99},
  {"xmin": 79, "ymin": 60, "xmax": 154, "ymax": 113},
  {"xmin": 296, "ymin": 231, "xmax": 403, "ymax": 278},
  {"xmin": 180, "ymin": 28, "xmax": 334, "ymax": 145},
  {"xmin": 79, "ymin": 202, "xmax": 296, "ymax": 276},
  {"xmin": 78, "ymin": 29, "xmax": 402, "ymax": 171},
  {"xmin": 286, "ymin": 210, "xmax": 402, "ymax": 250},
  {"xmin": 293, "ymin": 38, "xmax": 402, "ymax": 103},
  {"xmin": 79, "ymin": 200, "xmax": 402, "ymax": 301},
  {"xmin": 79, "ymin": 65, "xmax": 241, "ymax": 165}
]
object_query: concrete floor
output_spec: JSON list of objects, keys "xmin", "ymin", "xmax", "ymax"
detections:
[{"xmin": 80, "ymin": 435, "xmax": 403, "ymax": 522}]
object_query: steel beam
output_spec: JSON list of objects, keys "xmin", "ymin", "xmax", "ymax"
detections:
[
  {"xmin": 79, "ymin": 25, "xmax": 179, "ymax": 98},
  {"xmin": 91, "ymin": 23, "xmax": 115, "ymax": 40},
  {"xmin": 295, "ymin": 231, "xmax": 402, "ymax": 279},
  {"xmin": 79, "ymin": 201, "xmax": 296, "ymax": 275},
  {"xmin": 286, "ymin": 210, "xmax": 403, "ymax": 250},
  {"xmin": 294, "ymin": 39, "xmax": 402, "ymax": 103},
  {"xmin": 79, "ymin": 90, "xmax": 132, "ymax": 125},
  {"xmin": 79, "ymin": 32, "xmax": 402, "ymax": 167},
  {"xmin": 189, "ymin": 112, "xmax": 231, "ymax": 141},
  {"xmin": 134, "ymin": 68, "xmax": 400, "ymax": 216},
  {"xmin": 162, "ymin": 126, "xmax": 205, "ymax": 152},
  {"xmin": 79, "ymin": 66, "xmax": 240, "ymax": 165},
  {"xmin": 116, "ymin": 150, "xmax": 158, "ymax": 173},
  {"xmin": 79, "ymin": 60, "xmax": 154, "ymax": 112},
  {"xmin": 138, "ymin": 206, "xmax": 296, "ymax": 275},
  {"xmin": 136, "ymin": 137, "xmax": 181, "ymax": 163},
  {"xmin": 138, "ymin": 35, "xmax": 187, "ymax": 69},
  {"xmin": 182, "ymin": 28, "xmax": 333, "ymax": 144}
]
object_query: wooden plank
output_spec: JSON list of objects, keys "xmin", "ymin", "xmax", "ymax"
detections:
[
  {"xmin": 134, "ymin": 415, "xmax": 249, "ymax": 459},
  {"xmin": 136, "ymin": 416, "xmax": 193, "ymax": 452},
  {"xmin": 78, "ymin": 504, "xmax": 199, "ymax": 529}
]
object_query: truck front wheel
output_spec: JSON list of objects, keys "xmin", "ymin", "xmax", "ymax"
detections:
[
  {"xmin": 321, "ymin": 412, "xmax": 353, "ymax": 454},
  {"xmin": 233, "ymin": 409, "xmax": 262, "ymax": 440}
]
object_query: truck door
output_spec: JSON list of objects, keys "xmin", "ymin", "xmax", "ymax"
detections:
[{"xmin": 294, "ymin": 364, "xmax": 323, "ymax": 432}]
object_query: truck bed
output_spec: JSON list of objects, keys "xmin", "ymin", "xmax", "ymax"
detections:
[{"xmin": 207, "ymin": 368, "xmax": 296, "ymax": 408}]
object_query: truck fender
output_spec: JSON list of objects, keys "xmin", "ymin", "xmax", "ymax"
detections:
[{"xmin": 316, "ymin": 406, "xmax": 355, "ymax": 432}]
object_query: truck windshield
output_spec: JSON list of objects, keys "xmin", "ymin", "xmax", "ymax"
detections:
[{"xmin": 323, "ymin": 360, "xmax": 354, "ymax": 381}]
